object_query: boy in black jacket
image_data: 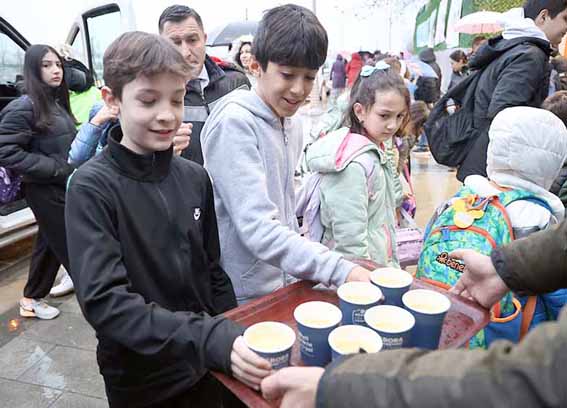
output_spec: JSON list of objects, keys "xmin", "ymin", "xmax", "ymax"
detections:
[{"xmin": 65, "ymin": 31, "xmax": 271, "ymax": 407}]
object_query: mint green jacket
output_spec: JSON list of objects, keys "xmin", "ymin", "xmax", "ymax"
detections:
[{"xmin": 305, "ymin": 128, "xmax": 399, "ymax": 267}]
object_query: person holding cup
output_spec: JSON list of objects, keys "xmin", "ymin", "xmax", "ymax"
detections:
[{"xmin": 261, "ymin": 207, "xmax": 567, "ymax": 407}]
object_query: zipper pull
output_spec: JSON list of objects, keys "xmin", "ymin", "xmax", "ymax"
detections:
[
  {"xmin": 441, "ymin": 227, "xmax": 451, "ymax": 241},
  {"xmin": 282, "ymin": 128, "xmax": 288, "ymax": 145}
]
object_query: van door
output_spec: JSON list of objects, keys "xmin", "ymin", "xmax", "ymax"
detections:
[
  {"xmin": 70, "ymin": 4, "xmax": 123, "ymax": 86},
  {"xmin": 0, "ymin": 16, "xmax": 36, "ymax": 247},
  {"xmin": 0, "ymin": 17, "xmax": 28, "ymax": 111}
]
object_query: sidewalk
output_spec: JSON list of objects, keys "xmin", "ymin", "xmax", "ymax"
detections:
[{"xmin": 0, "ymin": 291, "xmax": 106, "ymax": 407}]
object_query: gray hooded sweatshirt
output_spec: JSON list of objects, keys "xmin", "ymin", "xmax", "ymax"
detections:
[{"xmin": 201, "ymin": 90, "xmax": 355, "ymax": 303}]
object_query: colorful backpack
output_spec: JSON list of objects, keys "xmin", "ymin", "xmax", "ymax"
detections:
[{"xmin": 417, "ymin": 186, "xmax": 550, "ymax": 348}]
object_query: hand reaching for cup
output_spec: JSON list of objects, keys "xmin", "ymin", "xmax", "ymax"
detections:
[
  {"xmin": 345, "ymin": 266, "xmax": 372, "ymax": 283},
  {"xmin": 173, "ymin": 122, "xmax": 192, "ymax": 156},
  {"xmin": 449, "ymin": 249, "xmax": 510, "ymax": 309}
]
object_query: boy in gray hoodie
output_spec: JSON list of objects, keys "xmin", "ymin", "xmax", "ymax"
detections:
[{"xmin": 201, "ymin": 4, "xmax": 371, "ymax": 304}]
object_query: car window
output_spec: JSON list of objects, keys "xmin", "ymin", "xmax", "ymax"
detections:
[
  {"xmin": 0, "ymin": 31, "xmax": 25, "ymax": 85},
  {"xmin": 85, "ymin": 10, "xmax": 121, "ymax": 85}
]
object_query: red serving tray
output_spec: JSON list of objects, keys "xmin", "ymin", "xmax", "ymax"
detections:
[{"xmin": 213, "ymin": 278, "xmax": 490, "ymax": 408}]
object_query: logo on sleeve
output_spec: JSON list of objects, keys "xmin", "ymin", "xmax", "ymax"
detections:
[{"xmin": 193, "ymin": 208, "xmax": 201, "ymax": 221}]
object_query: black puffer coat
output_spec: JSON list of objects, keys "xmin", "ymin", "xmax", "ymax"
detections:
[
  {"xmin": 0, "ymin": 95, "xmax": 75, "ymax": 185},
  {"xmin": 457, "ymin": 36, "xmax": 552, "ymax": 182}
]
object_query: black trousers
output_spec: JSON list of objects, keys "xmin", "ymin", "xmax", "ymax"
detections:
[
  {"xmin": 104, "ymin": 373, "xmax": 245, "ymax": 408},
  {"xmin": 23, "ymin": 183, "xmax": 69, "ymax": 299}
]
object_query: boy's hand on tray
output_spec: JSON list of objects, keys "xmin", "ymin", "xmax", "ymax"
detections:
[
  {"xmin": 449, "ymin": 249, "xmax": 510, "ymax": 309},
  {"xmin": 345, "ymin": 266, "xmax": 372, "ymax": 283},
  {"xmin": 231, "ymin": 336, "xmax": 272, "ymax": 390},
  {"xmin": 261, "ymin": 367, "xmax": 324, "ymax": 408}
]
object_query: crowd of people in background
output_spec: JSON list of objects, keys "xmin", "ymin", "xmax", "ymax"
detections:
[{"xmin": 1, "ymin": 0, "xmax": 567, "ymax": 407}]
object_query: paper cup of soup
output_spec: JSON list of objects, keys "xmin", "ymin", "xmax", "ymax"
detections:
[
  {"xmin": 402, "ymin": 289, "xmax": 451, "ymax": 350},
  {"xmin": 370, "ymin": 268, "xmax": 413, "ymax": 307},
  {"xmin": 294, "ymin": 301, "xmax": 342, "ymax": 367},
  {"xmin": 328, "ymin": 325, "xmax": 383, "ymax": 360},
  {"xmin": 364, "ymin": 305, "xmax": 415, "ymax": 350},
  {"xmin": 243, "ymin": 321, "xmax": 296, "ymax": 370},
  {"xmin": 337, "ymin": 282, "xmax": 383, "ymax": 325}
]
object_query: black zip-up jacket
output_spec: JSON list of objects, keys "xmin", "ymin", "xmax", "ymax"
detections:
[
  {"xmin": 65, "ymin": 127, "xmax": 242, "ymax": 405},
  {"xmin": 0, "ymin": 95, "xmax": 75, "ymax": 185},
  {"xmin": 182, "ymin": 55, "xmax": 250, "ymax": 165},
  {"xmin": 457, "ymin": 36, "xmax": 552, "ymax": 181}
]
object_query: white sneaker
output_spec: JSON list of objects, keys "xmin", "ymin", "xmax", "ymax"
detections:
[
  {"xmin": 19, "ymin": 299, "xmax": 60, "ymax": 320},
  {"xmin": 50, "ymin": 272, "xmax": 74, "ymax": 297}
]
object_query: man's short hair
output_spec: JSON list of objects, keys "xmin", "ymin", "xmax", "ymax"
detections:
[
  {"xmin": 158, "ymin": 4, "xmax": 204, "ymax": 33},
  {"xmin": 524, "ymin": 0, "xmax": 567, "ymax": 19},
  {"xmin": 252, "ymin": 4, "xmax": 328, "ymax": 71},
  {"xmin": 103, "ymin": 31, "xmax": 191, "ymax": 99}
]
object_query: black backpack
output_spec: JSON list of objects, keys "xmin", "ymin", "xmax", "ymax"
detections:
[{"xmin": 423, "ymin": 69, "xmax": 482, "ymax": 167}]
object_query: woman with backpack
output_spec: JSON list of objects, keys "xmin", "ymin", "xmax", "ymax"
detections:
[
  {"xmin": 0, "ymin": 45, "xmax": 76, "ymax": 319},
  {"xmin": 302, "ymin": 65, "xmax": 410, "ymax": 266}
]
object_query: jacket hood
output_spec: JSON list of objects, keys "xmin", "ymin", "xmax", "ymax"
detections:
[
  {"xmin": 487, "ymin": 106, "xmax": 567, "ymax": 216},
  {"xmin": 305, "ymin": 128, "xmax": 380, "ymax": 173},
  {"xmin": 500, "ymin": 7, "xmax": 549, "ymax": 42},
  {"xmin": 419, "ymin": 48, "xmax": 436, "ymax": 63},
  {"xmin": 351, "ymin": 53, "xmax": 362, "ymax": 62},
  {"xmin": 469, "ymin": 35, "xmax": 551, "ymax": 70},
  {"xmin": 201, "ymin": 89, "xmax": 291, "ymax": 146}
]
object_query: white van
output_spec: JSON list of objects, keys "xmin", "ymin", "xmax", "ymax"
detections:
[{"xmin": 0, "ymin": 0, "xmax": 176, "ymax": 248}]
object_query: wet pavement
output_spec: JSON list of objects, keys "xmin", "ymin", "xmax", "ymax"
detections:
[{"xmin": 0, "ymin": 100, "xmax": 460, "ymax": 407}]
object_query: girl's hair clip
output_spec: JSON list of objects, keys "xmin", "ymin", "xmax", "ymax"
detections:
[{"xmin": 360, "ymin": 62, "xmax": 390, "ymax": 77}]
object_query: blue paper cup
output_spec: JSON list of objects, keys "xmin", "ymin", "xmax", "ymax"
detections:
[
  {"xmin": 337, "ymin": 282, "xmax": 383, "ymax": 325},
  {"xmin": 243, "ymin": 321, "xmax": 296, "ymax": 370},
  {"xmin": 402, "ymin": 289, "xmax": 451, "ymax": 350},
  {"xmin": 328, "ymin": 325, "xmax": 383, "ymax": 360},
  {"xmin": 294, "ymin": 301, "xmax": 342, "ymax": 367},
  {"xmin": 370, "ymin": 268, "xmax": 413, "ymax": 307},
  {"xmin": 364, "ymin": 305, "xmax": 415, "ymax": 350}
]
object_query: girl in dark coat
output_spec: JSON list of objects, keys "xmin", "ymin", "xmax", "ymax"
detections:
[{"xmin": 0, "ymin": 45, "xmax": 76, "ymax": 319}]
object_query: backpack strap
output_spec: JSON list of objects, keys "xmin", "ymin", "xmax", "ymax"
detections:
[
  {"xmin": 520, "ymin": 296, "xmax": 538, "ymax": 340},
  {"xmin": 351, "ymin": 152, "xmax": 377, "ymax": 193}
]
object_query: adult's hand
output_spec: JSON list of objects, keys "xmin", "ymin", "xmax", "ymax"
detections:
[
  {"xmin": 262, "ymin": 366, "xmax": 325, "ymax": 408},
  {"xmin": 173, "ymin": 122, "xmax": 192, "ymax": 156},
  {"xmin": 449, "ymin": 249, "xmax": 510, "ymax": 309},
  {"xmin": 345, "ymin": 266, "xmax": 372, "ymax": 282},
  {"xmin": 230, "ymin": 336, "xmax": 272, "ymax": 391}
]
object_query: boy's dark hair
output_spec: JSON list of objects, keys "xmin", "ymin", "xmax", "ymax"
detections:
[
  {"xmin": 252, "ymin": 4, "xmax": 328, "ymax": 71},
  {"xmin": 344, "ymin": 69, "xmax": 411, "ymax": 135},
  {"xmin": 543, "ymin": 90, "xmax": 567, "ymax": 127},
  {"xmin": 158, "ymin": 4, "xmax": 204, "ymax": 33},
  {"xmin": 449, "ymin": 50, "xmax": 468, "ymax": 63},
  {"xmin": 524, "ymin": 0, "xmax": 567, "ymax": 19},
  {"xmin": 103, "ymin": 31, "xmax": 191, "ymax": 100}
]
